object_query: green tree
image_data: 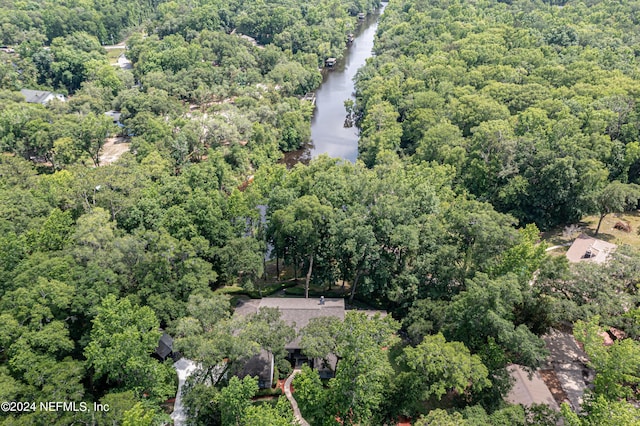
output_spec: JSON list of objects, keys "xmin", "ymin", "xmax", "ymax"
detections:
[
  {"xmin": 359, "ymin": 100, "xmax": 402, "ymax": 166},
  {"xmin": 48, "ymin": 32, "xmax": 108, "ymax": 92},
  {"xmin": 328, "ymin": 312, "xmax": 399, "ymax": 425},
  {"xmin": 299, "ymin": 316, "xmax": 342, "ymax": 361},
  {"xmin": 28, "ymin": 208, "xmax": 74, "ymax": 252},
  {"xmin": 95, "ymin": 391, "xmax": 138, "ymax": 426},
  {"xmin": 84, "ymin": 295, "xmax": 172, "ymax": 399},
  {"xmin": 573, "ymin": 316, "xmax": 640, "ymax": 400},
  {"xmin": 561, "ymin": 397, "xmax": 640, "ymax": 426},
  {"xmin": 593, "ymin": 181, "xmax": 640, "ymax": 235},
  {"xmin": 219, "ymin": 376, "xmax": 258, "ymax": 426},
  {"xmin": 401, "ymin": 333, "xmax": 490, "ymax": 402},
  {"xmin": 122, "ymin": 402, "xmax": 155, "ymax": 426},
  {"xmin": 429, "ymin": 273, "xmax": 548, "ymax": 407},
  {"xmin": 242, "ymin": 396, "xmax": 294, "ymax": 426},
  {"xmin": 216, "ymin": 237, "xmax": 265, "ymax": 289},
  {"xmin": 414, "ymin": 409, "xmax": 468, "ymax": 426},
  {"xmin": 269, "ymin": 195, "xmax": 334, "ymax": 297},
  {"xmin": 292, "ymin": 365, "xmax": 327, "ymax": 425},
  {"xmin": 71, "ymin": 207, "xmax": 116, "ymax": 264},
  {"xmin": 490, "ymin": 223, "xmax": 547, "ymax": 282},
  {"xmin": 74, "ymin": 112, "xmax": 115, "ymax": 166},
  {"xmin": 243, "ymin": 307, "xmax": 295, "ymax": 377},
  {"xmin": 180, "ymin": 380, "xmax": 221, "ymax": 426},
  {"xmin": 0, "ymin": 276, "xmax": 84, "ymax": 407},
  {"xmin": 174, "ymin": 293, "xmax": 256, "ymax": 385},
  {"xmin": 332, "ymin": 209, "xmax": 379, "ymax": 303}
]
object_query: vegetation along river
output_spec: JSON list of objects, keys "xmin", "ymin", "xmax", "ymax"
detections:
[{"xmin": 283, "ymin": 3, "xmax": 386, "ymax": 166}]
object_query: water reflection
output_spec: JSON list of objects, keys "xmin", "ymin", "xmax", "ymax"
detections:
[{"xmin": 282, "ymin": 4, "xmax": 386, "ymax": 167}]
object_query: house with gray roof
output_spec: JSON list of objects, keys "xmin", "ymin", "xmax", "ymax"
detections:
[
  {"xmin": 154, "ymin": 333, "xmax": 175, "ymax": 361},
  {"xmin": 20, "ymin": 89, "xmax": 66, "ymax": 105},
  {"xmin": 235, "ymin": 297, "xmax": 346, "ymax": 387},
  {"xmin": 258, "ymin": 297, "xmax": 345, "ymax": 351}
]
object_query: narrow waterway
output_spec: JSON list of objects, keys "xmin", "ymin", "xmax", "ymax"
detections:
[{"xmin": 283, "ymin": 4, "xmax": 386, "ymax": 166}]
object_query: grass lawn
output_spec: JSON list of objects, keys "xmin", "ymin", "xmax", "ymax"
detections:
[
  {"xmin": 106, "ymin": 48, "xmax": 125, "ymax": 64},
  {"xmin": 542, "ymin": 211, "xmax": 640, "ymax": 250}
]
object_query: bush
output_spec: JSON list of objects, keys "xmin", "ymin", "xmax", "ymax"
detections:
[
  {"xmin": 256, "ymin": 387, "xmax": 283, "ymax": 397},
  {"xmin": 284, "ymin": 286, "xmax": 348, "ymax": 298},
  {"xmin": 276, "ymin": 358, "xmax": 292, "ymax": 379},
  {"xmin": 246, "ymin": 281, "xmax": 299, "ymax": 298},
  {"xmin": 284, "ymin": 287, "xmax": 305, "ymax": 296}
]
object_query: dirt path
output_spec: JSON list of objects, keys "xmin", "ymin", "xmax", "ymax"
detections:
[
  {"xmin": 100, "ymin": 137, "xmax": 130, "ymax": 165},
  {"xmin": 545, "ymin": 242, "xmax": 572, "ymax": 252}
]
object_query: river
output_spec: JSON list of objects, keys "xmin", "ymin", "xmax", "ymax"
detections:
[{"xmin": 282, "ymin": 3, "xmax": 386, "ymax": 166}]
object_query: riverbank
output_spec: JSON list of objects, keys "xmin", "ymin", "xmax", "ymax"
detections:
[{"xmin": 282, "ymin": 3, "xmax": 386, "ymax": 167}]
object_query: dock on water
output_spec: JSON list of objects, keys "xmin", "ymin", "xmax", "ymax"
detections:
[{"xmin": 301, "ymin": 92, "xmax": 316, "ymax": 105}]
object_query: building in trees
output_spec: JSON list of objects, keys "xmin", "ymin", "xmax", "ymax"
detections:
[
  {"xmin": 506, "ymin": 364, "xmax": 559, "ymax": 410},
  {"xmin": 235, "ymin": 297, "xmax": 381, "ymax": 385},
  {"xmin": 565, "ymin": 234, "xmax": 617, "ymax": 264},
  {"xmin": 19, "ymin": 88, "xmax": 66, "ymax": 104},
  {"xmin": 154, "ymin": 332, "xmax": 176, "ymax": 362},
  {"xmin": 104, "ymin": 110, "xmax": 123, "ymax": 125}
]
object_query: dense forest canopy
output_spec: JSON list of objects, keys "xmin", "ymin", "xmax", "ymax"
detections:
[
  {"xmin": 0, "ymin": 0, "xmax": 639, "ymax": 424},
  {"xmin": 355, "ymin": 0, "xmax": 640, "ymax": 230}
]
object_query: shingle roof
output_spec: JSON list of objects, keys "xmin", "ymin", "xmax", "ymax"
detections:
[
  {"xmin": 155, "ymin": 333, "xmax": 173, "ymax": 359},
  {"xmin": 506, "ymin": 364, "xmax": 559, "ymax": 410},
  {"xmin": 238, "ymin": 349, "xmax": 273, "ymax": 387},
  {"xmin": 236, "ymin": 297, "xmax": 346, "ymax": 349},
  {"xmin": 19, "ymin": 89, "xmax": 65, "ymax": 104},
  {"xmin": 258, "ymin": 298, "xmax": 345, "ymax": 330},
  {"xmin": 20, "ymin": 89, "xmax": 52, "ymax": 104}
]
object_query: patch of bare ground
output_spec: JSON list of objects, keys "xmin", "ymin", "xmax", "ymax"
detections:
[
  {"xmin": 539, "ymin": 369, "xmax": 570, "ymax": 407},
  {"xmin": 100, "ymin": 137, "xmax": 131, "ymax": 165}
]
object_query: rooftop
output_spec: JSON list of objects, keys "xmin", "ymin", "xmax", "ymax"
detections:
[
  {"xmin": 155, "ymin": 332, "xmax": 174, "ymax": 360},
  {"xmin": 20, "ymin": 89, "xmax": 65, "ymax": 104},
  {"xmin": 565, "ymin": 234, "xmax": 616, "ymax": 264},
  {"xmin": 506, "ymin": 364, "xmax": 559, "ymax": 410},
  {"xmin": 104, "ymin": 110, "xmax": 122, "ymax": 122},
  {"xmin": 235, "ymin": 297, "xmax": 346, "ymax": 349}
]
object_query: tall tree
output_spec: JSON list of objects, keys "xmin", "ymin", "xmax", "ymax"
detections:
[
  {"xmin": 292, "ymin": 365, "xmax": 328, "ymax": 425},
  {"xmin": 593, "ymin": 181, "xmax": 640, "ymax": 235},
  {"xmin": 243, "ymin": 306, "xmax": 295, "ymax": 375},
  {"xmin": 269, "ymin": 195, "xmax": 334, "ymax": 297},
  {"xmin": 84, "ymin": 294, "xmax": 174, "ymax": 400},
  {"xmin": 401, "ymin": 333, "xmax": 490, "ymax": 402},
  {"xmin": 329, "ymin": 312, "xmax": 399, "ymax": 425},
  {"xmin": 573, "ymin": 316, "xmax": 640, "ymax": 400},
  {"xmin": 219, "ymin": 376, "xmax": 258, "ymax": 426},
  {"xmin": 74, "ymin": 113, "xmax": 115, "ymax": 166},
  {"xmin": 174, "ymin": 293, "xmax": 259, "ymax": 387},
  {"xmin": 242, "ymin": 396, "xmax": 294, "ymax": 426}
]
